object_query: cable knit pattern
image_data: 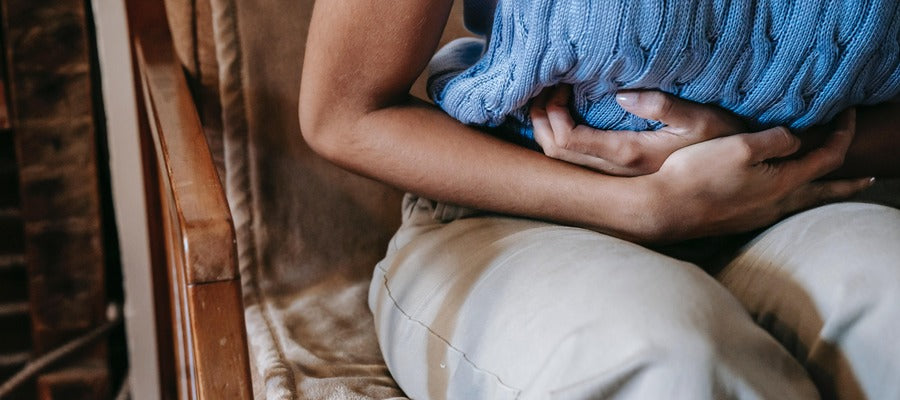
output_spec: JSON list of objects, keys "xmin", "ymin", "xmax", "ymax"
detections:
[{"xmin": 429, "ymin": 0, "xmax": 900, "ymax": 140}]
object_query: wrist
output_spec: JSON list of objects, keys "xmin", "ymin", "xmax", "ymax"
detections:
[
  {"xmin": 584, "ymin": 174, "xmax": 673, "ymax": 243},
  {"xmin": 628, "ymin": 174, "xmax": 675, "ymax": 243}
]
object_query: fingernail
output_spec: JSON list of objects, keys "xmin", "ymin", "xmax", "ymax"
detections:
[
  {"xmin": 868, "ymin": 177, "xmax": 876, "ymax": 186},
  {"xmin": 616, "ymin": 92, "xmax": 639, "ymax": 107}
]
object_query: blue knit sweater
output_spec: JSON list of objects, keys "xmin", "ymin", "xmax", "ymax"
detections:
[{"xmin": 429, "ymin": 0, "xmax": 900, "ymax": 140}]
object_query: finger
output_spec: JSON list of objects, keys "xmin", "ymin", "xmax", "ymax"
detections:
[
  {"xmin": 530, "ymin": 88, "xmax": 554, "ymax": 149},
  {"xmin": 560, "ymin": 128, "xmax": 641, "ymax": 162},
  {"xmin": 783, "ymin": 108, "xmax": 856, "ymax": 182},
  {"xmin": 733, "ymin": 126, "xmax": 802, "ymax": 164},
  {"xmin": 534, "ymin": 127, "xmax": 636, "ymax": 174},
  {"xmin": 531, "ymin": 87, "xmax": 604, "ymax": 170},
  {"xmin": 540, "ymin": 85, "xmax": 649, "ymax": 166},
  {"xmin": 554, "ymin": 149, "xmax": 633, "ymax": 175},
  {"xmin": 547, "ymin": 126, "xmax": 667, "ymax": 174},
  {"xmin": 530, "ymin": 87, "xmax": 552, "ymax": 116},
  {"xmin": 531, "ymin": 96, "xmax": 649, "ymax": 175},
  {"xmin": 615, "ymin": 90, "xmax": 743, "ymax": 139},
  {"xmin": 782, "ymin": 177, "xmax": 875, "ymax": 213},
  {"xmin": 546, "ymin": 85, "xmax": 577, "ymax": 140}
]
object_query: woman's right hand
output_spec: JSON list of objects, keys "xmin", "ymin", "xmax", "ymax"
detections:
[{"xmin": 637, "ymin": 108, "xmax": 874, "ymax": 241}]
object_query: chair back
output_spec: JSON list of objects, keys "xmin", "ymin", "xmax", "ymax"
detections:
[
  {"xmin": 163, "ymin": 0, "xmax": 469, "ymax": 290},
  {"xmin": 160, "ymin": 0, "xmax": 470, "ymax": 397}
]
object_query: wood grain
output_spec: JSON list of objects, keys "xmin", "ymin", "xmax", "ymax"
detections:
[{"xmin": 136, "ymin": 34, "xmax": 237, "ymax": 285}]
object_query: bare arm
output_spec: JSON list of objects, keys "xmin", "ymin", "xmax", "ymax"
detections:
[
  {"xmin": 300, "ymin": 0, "xmax": 654, "ymax": 240},
  {"xmin": 299, "ymin": 0, "xmax": 870, "ymax": 243}
]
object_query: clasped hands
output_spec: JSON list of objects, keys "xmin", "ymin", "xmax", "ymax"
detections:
[{"xmin": 531, "ymin": 85, "xmax": 874, "ymax": 238}]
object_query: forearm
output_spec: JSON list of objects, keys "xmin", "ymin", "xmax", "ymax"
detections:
[
  {"xmin": 833, "ymin": 101, "xmax": 900, "ymax": 178},
  {"xmin": 307, "ymin": 96, "xmax": 656, "ymax": 241}
]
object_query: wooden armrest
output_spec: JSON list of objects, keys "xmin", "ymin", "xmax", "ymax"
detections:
[
  {"xmin": 134, "ymin": 33, "xmax": 236, "ymax": 285},
  {"xmin": 129, "ymin": 1, "xmax": 252, "ymax": 398}
]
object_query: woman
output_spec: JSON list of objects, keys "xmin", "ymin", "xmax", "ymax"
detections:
[{"xmin": 299, "ymin": 1, "xmax": 900, "ymax": 398}]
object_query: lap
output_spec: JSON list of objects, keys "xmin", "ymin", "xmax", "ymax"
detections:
[
  {"xmin": 370, "ymin": 195, "xmax": 813, "ymax": 399},
  {"xmin": 370, "ymin": 188, "xmax": 900, "ymax": 399}
]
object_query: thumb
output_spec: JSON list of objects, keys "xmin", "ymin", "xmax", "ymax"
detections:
[
  {"xmin": 616, "ymin": 91, "xmax": 743, "ymax": 139},
  {"xmin": 733, "ymin": 126, "xmax": 802, "ymax": 164}
]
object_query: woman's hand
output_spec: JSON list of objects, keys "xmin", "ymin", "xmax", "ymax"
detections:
[
  {"xmin": 531, "ymin": 85, "xmax": 746, "ymax": 176},
  {"xmin": 637, "ymin": 108, "xmax": 875, "ymax": 241}
]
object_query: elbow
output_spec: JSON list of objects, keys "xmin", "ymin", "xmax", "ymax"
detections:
[
  {"xmin": 299, "ymin": 79, "xmax": 398, "ymax": 166},
  {"xmin": 298, "ymin": 90, "xmax": 349, "ymax": 163},
  {"xmin": 297, "ymin": 89, "xmax": 328, "ymax": 155}
]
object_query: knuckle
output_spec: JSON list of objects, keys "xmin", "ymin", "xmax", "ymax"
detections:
[
  {"xmin": 810, "ymin": 184, "xmax": 827, "ymax": 200},
  {"xmin": 533, "ymin": 129, "xmax": 550, "ymax": 148},
  {"xmin": 613, "ymin": 140, "xmax": 645, "ymax": 168},
  {"xmin": 543, "ymin": 145, "xmax": 562, "ymax": 159},
  {"xmin": 645, "ymin": 92, "xmax": 674, "ymax": 118},
  {"xmin": 731, "ymin": 137, "xmax": 755, "ymax": 160},
  {"xmin": 811, "ymin": 185, "xmax": 840, "ymax": 206},
  {"xmin": 774, "ymin": 126, "xmax": 801, "ymax": 150},
  {"xmin": 834, "ymin": 150, "xmax": 847, "ymax": 167},
  {"xmin": 538, "ymin": 137, "xmax": 561, "ymax": 158},
  {"xmin": 823, "ymin": 150, "xmax": 845, "ymax": 170},
  {"xmin": 555, "ymin": 129, "xmax": 573, "ymax": 151},
  {"xmin": 824, "ymin": 185, "xmax": 846, "ymax": 199},
  {"xmin": 696, "ymin": 110, "xmax": 737, "ymax": 139}
]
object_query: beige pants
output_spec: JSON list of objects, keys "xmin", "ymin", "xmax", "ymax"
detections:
[{"xmin": 370, "ymin": 188, "xmax": 900, "ymax": 399}]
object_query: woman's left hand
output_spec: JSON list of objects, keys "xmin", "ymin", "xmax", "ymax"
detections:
[{"xmin": 530, "ymin": 85, "xmax": 747, "ymax": 176}]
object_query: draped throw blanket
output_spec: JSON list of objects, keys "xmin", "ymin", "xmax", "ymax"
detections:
[{"xmin": 429, "ymin": 0, "xmax": 900, "ymax": 140}]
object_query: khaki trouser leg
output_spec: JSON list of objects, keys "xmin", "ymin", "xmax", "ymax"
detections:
[
  {"xmin": 370, "ymin": 195, "xmax": 824, "ymax": 399},
  {"xmin": 719, "ymin": 202, "xmax": 900, "ymax": 400}
]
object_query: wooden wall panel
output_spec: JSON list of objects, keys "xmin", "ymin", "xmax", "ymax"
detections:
[
  {"xmin": 0, "ymin": 14, "xmax": 30, "ymax": 397},
  {"xmin": 1, "ymin": 0, "xmax": 109, "ymax": 396}
]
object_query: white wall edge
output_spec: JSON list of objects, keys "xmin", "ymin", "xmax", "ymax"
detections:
[{"xmin": 89, "ymin": 1, "xmax": 161, "ymax": 399}]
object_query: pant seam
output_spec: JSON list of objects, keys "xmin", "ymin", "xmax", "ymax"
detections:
[{"xmin": 378, "ymin": 272, "xmax": 522, "ymax": 397}]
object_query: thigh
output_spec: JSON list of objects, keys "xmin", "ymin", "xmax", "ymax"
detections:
[
  {"xmin": 718, "ymin": 202, "xmax": 900, "ymax": 400},
  {"xmin": 370, "ymin": 195, "xmax": 816, "ymax": 400}
]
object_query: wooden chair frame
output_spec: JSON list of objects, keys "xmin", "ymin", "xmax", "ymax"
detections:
[{"xmin": 127, "ymin": 0, "xmax": 252, "ymax": 398}]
